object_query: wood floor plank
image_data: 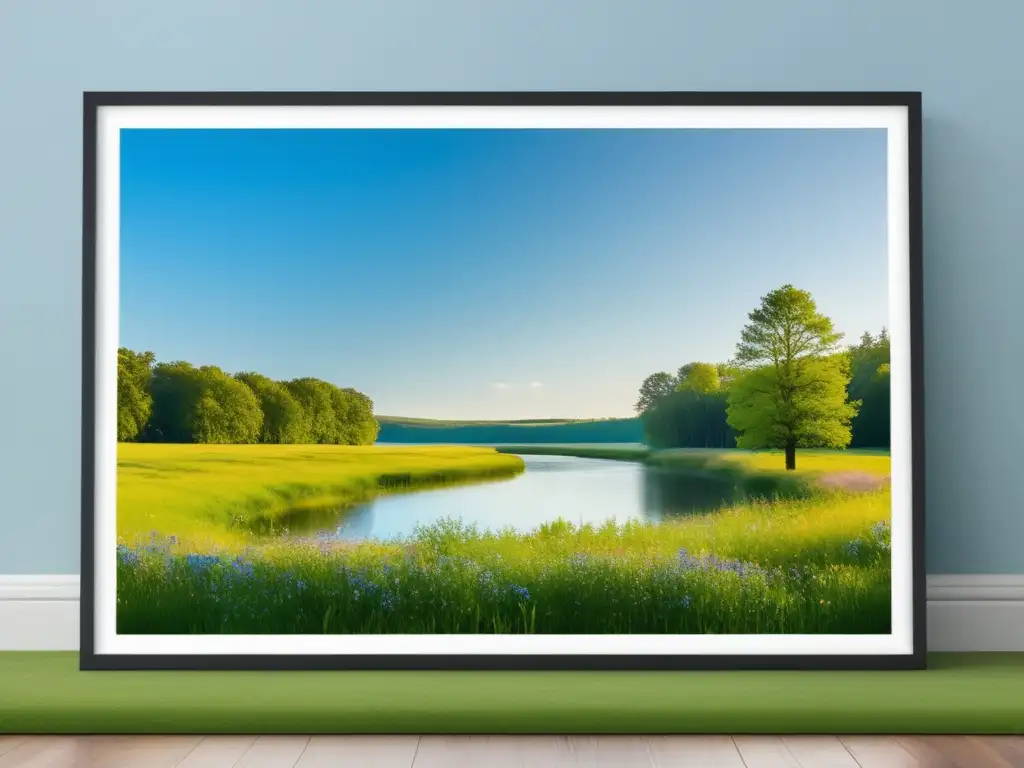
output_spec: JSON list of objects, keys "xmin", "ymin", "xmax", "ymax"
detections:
[
  {"xmin": 0, "ymin": 735, "xmax": 203, "ymax": 768},
  {"xmin": 0, "ymin": 739, "xmax": 27, "ymax": 760},
  {"xmin": 297, "ymin": 735, "xmax": 418, "ymax": 767},
  {"xmin": 0, "ymin": 737, "xmax": 78, "ymax": 768},
  {"xmin": 176, "ymin": 735, "xmax": 259, "ymax": 768},
  {"xmin": 893, "ymin": 736, "xmax": 991, "ymax": 768},
  {"xmin": 413, "ymin": 736, "xmax": 576, "ymax": 767},
  {"xmin": 781, "ymin": 736, "xmax": 859, "ymax": 767},
  {"xmin": 411, "ymin": 737, "xmax": 581, "ymax": 765},
  {"xmin": 233, "ymin": 735, "xmax": 311, "ymax": 768},
  {"xmin": 733, "ymin": 736, "xmax": 802, "ymax": 768},
  {"xmin": 647, "ymin": 735, "xmax": 745, "ymax": 766},
  {"xmin": 971, "ymin": 737, "xmax": 1024, "ymax": 767},
  {"xmin": 841, "ymin": 735, "xmax": 945, "ymax": 767},
  {"xmin": 569, "ymin": 736, "xmax": 653, "ymax": 766}
]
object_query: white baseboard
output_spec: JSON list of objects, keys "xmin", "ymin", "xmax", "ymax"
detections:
[
  {"xmin": 1, "ymin": 574, "xmax": 1022, "ymax": 653},
  {"xmin": 0, "ymin": 576, "xmax": 81, "ymax": 652}
]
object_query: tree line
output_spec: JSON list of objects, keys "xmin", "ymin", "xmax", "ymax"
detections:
[
  {"xmin": 117, "ymin": 349, "xmax": 380, "ymax": 445},
  {"xmin": 636, "ymin": 285, "xmax": 891, "ymax": 469}
]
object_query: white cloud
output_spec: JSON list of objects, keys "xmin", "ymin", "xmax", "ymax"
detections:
[
  {"xmin": 491, "ymin": 382, "xmax": 510, "ymax": 391},
  {"xmin": 529, "ymin": 381, "xmax": 544, "ymax": 388}
]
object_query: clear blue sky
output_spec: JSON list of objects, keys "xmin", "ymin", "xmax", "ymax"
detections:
[{"xmin": 120, "ymin": 127, "xmax": 889, "ymax": 420}]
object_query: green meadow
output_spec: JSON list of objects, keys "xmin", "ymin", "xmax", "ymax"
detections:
[{"xmin": 115, "ymin": 443, "xmax": 891, "ymax": 635}]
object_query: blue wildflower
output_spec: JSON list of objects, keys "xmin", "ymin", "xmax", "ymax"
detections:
[
  {"xmin": 681, "ymin": 594, "xmax": 693, "ymax": 609},
  {"xmin": 184, "ymin": 553, "xmax": 221, "ymax": 573},
  {"xmin": 116, "ymin": 544, "xmax": 141, "ymax": 567},
  {"xmin": 509, "ymin": 584, "xmax": 531, "ymax": 602},
  {"xmin": 229, "ymin": 556, "xmax": 255, "ymax": 580}
]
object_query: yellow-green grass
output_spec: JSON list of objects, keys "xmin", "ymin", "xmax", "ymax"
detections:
[
  {"xmin": 117, "ymin": 443, "xmax": 525, "ymax": 549},
  {"xmin": 681, "ymin": 448, "xmax": 891, "ymax": 476},
  {"xmin": 117, "ymin": 488, "xmax": 891, "ymax": 634}
]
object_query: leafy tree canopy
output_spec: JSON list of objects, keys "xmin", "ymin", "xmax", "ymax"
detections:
[
  {"xmin": 235, "ymin": 372, "xmax": 311, "ymax": 444},
  {"xmin": 726, "ymin": 356, "xmax": 859, "ymax": 452},
  {"xmin": 635, "ymin": 372, "xmax": 678, "ymax": 414},
  {"xmin": 676, "ymin": 362, "xmax": 720, "ymax": 394},
  {"xmin": 120, "ymin": 351, "xmax": 379, "ymax": 446},
  {"xmin": 117, "ymin": 348, "xmax": 155, "ymax": 442}
]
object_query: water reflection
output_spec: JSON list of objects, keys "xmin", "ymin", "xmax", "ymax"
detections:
[
  {"xmin": 283, "ymin": 453, "xmax": 746, "ymax": 542},
  {"xmin": 641, "ymin": 467, "xmax": 744, "ymax": 522}
]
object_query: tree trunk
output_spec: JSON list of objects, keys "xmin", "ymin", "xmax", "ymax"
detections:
[{"xmin": 784, "ymin": 440, "xmax": 797, "ymax": 471}]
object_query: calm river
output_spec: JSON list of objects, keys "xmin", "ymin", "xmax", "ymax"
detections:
[{"xmin": 312, "ymin": 453, "xmax": 743, "ymax": 542}]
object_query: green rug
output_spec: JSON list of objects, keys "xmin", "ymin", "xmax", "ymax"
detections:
[{"xmin": 1, "ymin": 653, "xmax": 1022, "ymax": 734}]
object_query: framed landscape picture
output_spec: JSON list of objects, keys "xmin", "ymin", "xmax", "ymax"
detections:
[{"xmin": 81, "ymin": 91, "xmax": 925, "ymax": 671}]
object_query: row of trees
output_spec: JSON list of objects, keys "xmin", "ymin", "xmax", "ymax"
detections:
[
  {"xmin": 117, "ymin": 349, "xmax": 380, "ymax": 445},
  {"xmin": 636, "ymin": 285, "xmax": 891, "ymax": 469}
]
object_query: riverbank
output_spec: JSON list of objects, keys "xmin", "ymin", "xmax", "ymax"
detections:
[
  {"xmin": 117, "ymin": 443, "xmax": 525, "ymax": 548},
  {"xmin": 495, "ymin": 445, "xmax": 891, "ymax": 495}
]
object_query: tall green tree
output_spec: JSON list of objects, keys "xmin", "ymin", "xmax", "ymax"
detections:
[
  {"xmin": 676, "ymin": 362, "xmax": 720, "ymax": 394},
  {"xmin": 643, "ymin": 388, "xmax": 735, "ymax": 449},
  {"xmin": 117, "ymin": 348, "xmax": 155, "ymax": 441},
  {"xmin": 848, "ymin": 329, "xmax": 891, "ymax": 448},
  {"xmin": 635, "ymin": 372, "xmax": 678, "ymax": 414},
  {"xmin": 726, "ymin": 285, "xmax": 859, "ymax": 470},
  {"xmin": 235, "ymin": 372, "xmax": 311, "ymax": 444},
  {"xmin": 285, "ymin": 378, "xmax": 341, "ymax": 444},
  {"xmin": 334, "ymin": 387, "xmax": 380, "ymax": 446},
  {"xmin": 145, "ymin": 361, "xmax": 205, "ymax": 443},
  {"xmin": 145, "ymin": 362, "xmax": 263, "ymax": 444},
  {"xmin": 192, "ymin": 367, "xmax": 264, "ymax": 444}
]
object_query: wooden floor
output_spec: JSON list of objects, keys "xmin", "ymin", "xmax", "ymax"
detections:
[{"xmin": 0, "ymin": 735, "xmax": 1022, "ymax": 767}]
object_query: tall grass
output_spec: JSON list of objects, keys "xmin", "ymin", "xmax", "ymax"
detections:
[{"xmin": 116, "ymin": 488, "xmax": 892, "ymax": 635}]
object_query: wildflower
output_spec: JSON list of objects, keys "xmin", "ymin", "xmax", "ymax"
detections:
[
  {"xmin": 184, "ymin": 553, "xmax": 221, "ymax": 574},
  {"xmin": 844, "ymin": 540, "xmax": 863, "ymax": 558},
  {"xmin": 509, "ymin": 584, "xmax": 531, "ymax": 602},
  {"xmin": 116, "ymin": 544, "xmax": 141, "ymax": 567},
  {"xmin": 681, "ymin": 594, "xmax": 693, "ymax": 609},
  {"xmin": 296, "ymin": 579, "xmax": 307, "ymax": 593}
]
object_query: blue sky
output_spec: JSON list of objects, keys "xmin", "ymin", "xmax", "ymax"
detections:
[{"xmin": 119, "ymin": 127, "xmax": 889, "ymax": 420}]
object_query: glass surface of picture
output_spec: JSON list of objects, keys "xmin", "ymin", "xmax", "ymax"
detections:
[{"xmin": 82, "ymin": 93, "xmax": 924, "ymax": 670}]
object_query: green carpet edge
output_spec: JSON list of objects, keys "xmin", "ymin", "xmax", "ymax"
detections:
[{"xmin": 2, "ymin": 652, "xmax": 1023, "ymax": 734}]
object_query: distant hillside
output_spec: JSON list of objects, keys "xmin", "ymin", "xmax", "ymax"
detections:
[{"xmin": 376, "ymin": 416, "xmax": 644, "ymax": 444}]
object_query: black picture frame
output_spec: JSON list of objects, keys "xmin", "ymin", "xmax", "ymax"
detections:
[{"xmin": 81, "ymin": 90, "xmax": 925, "ymax": 672}]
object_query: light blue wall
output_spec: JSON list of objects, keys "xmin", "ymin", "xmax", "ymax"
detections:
[{"xmin": 0, "ymin": 0, "xmax": 1020, "ymax": 575}]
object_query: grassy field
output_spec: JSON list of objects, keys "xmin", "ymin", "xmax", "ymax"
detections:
[
  {"xmin": 117, "ymin": 443, "xmax": 525, "ymax": 548},
  {"xmin": 115, "ymin": 444, "xmax": 892, "ymax": 635}
]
